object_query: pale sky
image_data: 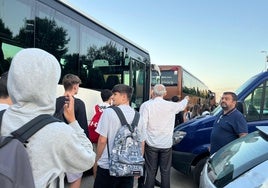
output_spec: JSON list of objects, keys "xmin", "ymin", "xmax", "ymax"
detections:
[{"xmin": 66, "ymin": 0, "xmax": 268, "ymax": 102}]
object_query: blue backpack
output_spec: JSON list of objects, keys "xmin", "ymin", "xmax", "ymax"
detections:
[
  {"xmin": 0, "ymin": 110, "xmax": 60, "ymax": 188},
  {"xmin": 108, "ymin": 106, "xmax": 144, "ymax": 177}
]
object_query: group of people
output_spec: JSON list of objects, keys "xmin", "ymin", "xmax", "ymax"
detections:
[
  {"xmin": 0, "ymin": 48, "xmax": 248, "ymax": 188},
  {"xmin": 171, "ymin": 96, "xmax": 212, "ymax": 127},
  {"xmin": 86, "ymin": 82, "xmax": 188, "ymax": 188}
]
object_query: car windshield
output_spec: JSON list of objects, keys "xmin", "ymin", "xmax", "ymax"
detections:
[
  {"xmin": 234, "ymin": 74, "xmax": 258, "ymax": 95},
  {"xmin": 211, "ymin": 105, "xmax": 221, "ymax": 115},
  {"xmin": 210, "ymin": 74, "xmax": 259, "ymax": 117},
  {"xmin": 207, "ymin": 131, "xmax": 268, "ymax": 187}
]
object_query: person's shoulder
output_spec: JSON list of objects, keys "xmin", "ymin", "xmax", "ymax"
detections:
[
  {"xmin": 140, "ymin": 98, "xmax": 155, "ymax": 107},
  {"xmin": 233, "ymin": 108, "xmax": 244, "ymax": 116},
  {"xmin": 98, "ymin": 102, "xmax": 110, "ymax": 108},
  {"xmin": 115, "ymin": 105, "xmax": 133, "ymax": 112},
  {"xmin": 112, "ymin": 105, "xmax": 135, "ymax": 116},
  {"xmin": 231, "ymin": 109, "xmax": 246, "ymax": 122},
  {"xmin": 56, "ymin": 96, "xmax": 65, "ymax": 102},
  {"xmin": 57, "ymin": 96, "xmax": 65, "ymax": 99},
  {"xmin": 102, "ymin": 106, "xmax": 117, "ymax": 114},
  {"xmin": 74, "ymin": 97, "xmax": 84, "ymax": 103},
  {"xmin": 74, "ymin": 98, "xmax": 86, "ymax": 108},
  {"xmin": 42, "ymin": 122, "xmax": 88, "ymax": 151},
  {"xmin": 0, "ymin": 104, "xmax": 9, "ymax": 111},
  {"xmin": 40, "ymin": 121, "xmax": 74, "ymax": 140}
]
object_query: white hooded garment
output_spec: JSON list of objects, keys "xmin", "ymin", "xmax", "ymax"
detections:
[{"xmin": 1, "ymin": 48, "xmax": 95, "ymax": 188}]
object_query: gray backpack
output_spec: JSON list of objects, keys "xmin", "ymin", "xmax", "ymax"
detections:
[
  {"xmin": 0, "ymin": 110, "xmax": 60, "ymax": 188},
  {"xmin": 108, "ymin": 106, "xmax": 144, "ymax": 177}
]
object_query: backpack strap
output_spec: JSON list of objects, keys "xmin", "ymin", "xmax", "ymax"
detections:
[
  {"xmin": 109, "ymin": 106, "xmax": 128, "ymax": 125},
  {"xmin": 0, "ymin": 109, "xmax": 61, "ymax": 143},
  {"xmin": 0, "ymin": 112, "xmax": 61, "ymax": 187},
  {"xmin": 109, "ymin": 106, "xmax": 140, "ymax": 133},
  {"xmin": 131, "ymin": 111, "xmax": 140, "ymax": 128},
  {"xmin": 11, "ymin": 114, "xmax": 61, "ymax": 143},
  {"xmin": 107, "ymin": 106, "xmax": 140, "ymax": 159},
  {"xmin": 0, "ymin": 109, "xmax": 6, "ymax": 131}
]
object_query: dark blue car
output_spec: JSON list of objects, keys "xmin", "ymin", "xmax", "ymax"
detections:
[{"xmin": 172, "ymin": 71, "xmax": 268, "ymax": 184}]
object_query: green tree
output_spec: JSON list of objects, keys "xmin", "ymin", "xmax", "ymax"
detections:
[
  {"xmin": 0, "ymin": 19, "xmax": 13, "ymax": 74},
  {"xmin": 15, "ymin": 17, "xmax": 70, "ymax": 61}
]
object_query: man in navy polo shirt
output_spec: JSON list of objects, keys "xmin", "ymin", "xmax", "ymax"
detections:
[{"xmin": 210, "ymin": 91, "xmax": 248, "ymax": 154}]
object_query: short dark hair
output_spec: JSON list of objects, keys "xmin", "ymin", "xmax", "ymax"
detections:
[
  {"xmin": 223, "ymin": 91, "xmax": 237, "ymax": 101},
  {"xmin": 62, "ymin": 74, "xmax": 81, "ymax": 91},
  {"xmin": 171, "ymin": 95, "xmax": 180, "ymax": 102},
  {"xmin": 0, "ymin": 71, "xmax": 9, "ymax": 98},
  {"xmin": 101, "ymin": 89, "xmax": 113, "ymax": 101},
  {"xmin": 112, "ymin": 84, "xmax": 133, "ymax": 100}
]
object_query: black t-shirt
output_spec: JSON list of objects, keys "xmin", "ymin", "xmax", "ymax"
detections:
[{"xmin": 55, "ymin": 96, "xmax": 88, "ymax": 138}]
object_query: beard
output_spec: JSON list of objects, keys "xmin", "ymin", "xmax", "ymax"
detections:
[{"xmin": 221, "ymin": 102, "xmax": 228, "ymax": 110}]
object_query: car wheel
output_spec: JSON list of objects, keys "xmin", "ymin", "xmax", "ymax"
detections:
[{"xmin": 193, "ymin": 157, "xmax": 208, "ymax": 186}]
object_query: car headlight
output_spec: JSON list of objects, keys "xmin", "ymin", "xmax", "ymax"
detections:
[{"xmin": 173, "ymin": 131, "xmax": 187, "ymax": 145}]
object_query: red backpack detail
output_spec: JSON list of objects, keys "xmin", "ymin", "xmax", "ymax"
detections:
[{"xmin": 88, "ymin": 105, "xmax": 105, "ymax": 143}]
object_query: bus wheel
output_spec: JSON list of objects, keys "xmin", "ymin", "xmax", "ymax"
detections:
[{"xmin": 193, "ymin": 157, "xmax": 208, "ymax": 186}]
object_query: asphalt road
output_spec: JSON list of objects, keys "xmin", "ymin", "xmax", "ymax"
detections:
[{"xmin": 65, "ymin": 167, "xmax": 198, "ymax": 188}]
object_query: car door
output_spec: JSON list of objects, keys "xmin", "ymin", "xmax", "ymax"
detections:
[{"xmin": 243, "ymin": 81, "xmax": 268, "ymax": 132}]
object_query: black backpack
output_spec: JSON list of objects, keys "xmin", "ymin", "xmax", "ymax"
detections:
[{"xmin": 0, "ymin": 110, "xmax": 60, "ymax": 188}]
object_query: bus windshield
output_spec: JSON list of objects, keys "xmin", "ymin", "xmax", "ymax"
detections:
[
  {"xmin": 161, "ymin": 70, "xmax": 178, "ymax": 86},
  {"xmin": 151, "ymin": 64, "xmax": 161, "ymax": 86}
]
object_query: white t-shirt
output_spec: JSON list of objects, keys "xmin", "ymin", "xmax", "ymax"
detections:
[{"xmin": 96, "ymin": 104, "xmax": 145, "ymax": 169}]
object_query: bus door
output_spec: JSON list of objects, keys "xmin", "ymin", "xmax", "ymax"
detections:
[{"xmin": 128, "ymin": 57, "xmax": 147, "ymax": 110}]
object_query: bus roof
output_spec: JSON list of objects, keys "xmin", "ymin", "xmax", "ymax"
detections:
[{"xmin": 57, "ymin": 0, "xmax": 149, "ymax": 54}]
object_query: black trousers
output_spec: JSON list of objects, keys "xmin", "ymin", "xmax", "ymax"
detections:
[
  {"xmin": 93, "ymin": 166, "xmax": 134, "ymax": 188},
  {"xmin": 144, "ymin": 144, "xmax": 172, "ymax": 188}
]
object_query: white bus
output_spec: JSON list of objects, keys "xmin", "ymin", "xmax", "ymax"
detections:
[{"xmin": 0, "ymin": 0, "xmax": 152, "ymax": 120}]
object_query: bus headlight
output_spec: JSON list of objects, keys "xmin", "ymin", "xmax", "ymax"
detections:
[{"xmin": 173, "ymin": 131, "xmax": 187, "ymax": 145}]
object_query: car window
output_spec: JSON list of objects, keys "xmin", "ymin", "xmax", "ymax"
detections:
[
  {"xmin": 244, "ymin": 83, "xmax": 263, "ymax": 121},
  {"xmin": 263, "ymin": 85, "xmax": 268, "ymax": 120},
  {"xmin": 243, "ymin": 81, "xmax": 268, "ymax": 122},
  {"xmin": 207, "ymin": 131, "xmax": 268, "ymax": 187}
]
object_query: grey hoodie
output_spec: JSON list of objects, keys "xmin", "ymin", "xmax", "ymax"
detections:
[{"xmin": 1, "ymin": 48, "xmax": 95, "ymax": 188}]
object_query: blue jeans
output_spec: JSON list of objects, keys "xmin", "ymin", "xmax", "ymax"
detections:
[
  {"xmin": 144, "ymin": 144, "xmax": 172, "ymax": 188},
  {"xmin": 94, "ymin": 166, "xmax": 134, "ymax": 188}
]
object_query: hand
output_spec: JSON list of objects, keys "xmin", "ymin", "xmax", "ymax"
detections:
[
  {"xmin": 63, "ymin": 93, "xmax": 76, "ymax": 123},
  {"xmin": 184, "ymin": 96, "xmax": 190, "ymax": 101}
]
